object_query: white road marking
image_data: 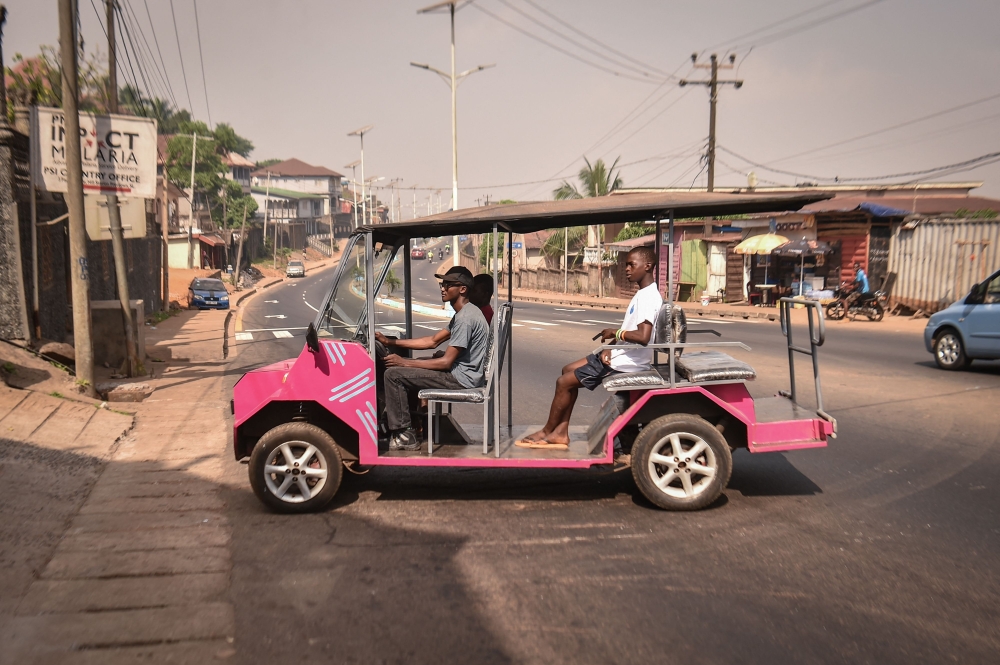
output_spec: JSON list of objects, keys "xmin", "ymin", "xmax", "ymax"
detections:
[
  {"xmin": 264, "ymin": 299, "xmax": 278, "ymax": 303},
  {"xmin": 265, "ymin": 314, "xmax": 287, "ymax": 319},
  {"xmin": 243, "ymin": 327, "xmax": 309, "ymax": 332},
  {"xmin": 303, "ymin": 299, "xmax": 319, "ymax": 312},
  {"xmin": 418, "ymin": 278, "xmax": 428, "ymax": 281},
  {"xmin": 583, "ymin": 319, "xmax": 621, "ymax": 326},
  {"xmin": 554, "ymin": 319, "xmax": 594, "ymax": 326},
  {"xmin": 554, "ymin": 308, "xmax": 585, "ymax": 312},
  {"xmin": 519, "ymin": 319, "xmax": 558, "ymax": 326},
  {"xmin": 511, "ymin": 323, "xmax": 524, "ymax": 327},
  {"xmin": 235, "ymin": 332, "xmax": 253, "ymax": 341},
  {"xmin": 530, "ymin": 327, "xmax": 545, "ymax": 331},
  {"xmin": 688, "ymin": 318, "xmax": 734, "ymax": 325},
  {"xmin": 379, "ymin": 325, "xmax": 406, "ymax": 333},
  {"xmin": 416, "ymin": 324, "xmax": 442, "ymax": 331},
  {"xmin": 272, "ymin": 330, "xmax": 293, "ymax": 338}
]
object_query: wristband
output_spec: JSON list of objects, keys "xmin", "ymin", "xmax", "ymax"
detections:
[{"xmin": 616, "ymin": 329, "xmax": 625, "ymax": 342}]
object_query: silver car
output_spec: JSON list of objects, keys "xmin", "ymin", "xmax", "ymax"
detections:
[{"xmin": 286, "ymin": 260, "xmax": 305, "ymax": 278}]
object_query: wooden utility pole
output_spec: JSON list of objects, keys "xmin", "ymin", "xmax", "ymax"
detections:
[
  {"xmin": 105, "ymin": 0, "xmax": 139, "ymax": 377},
  {"xmin": 160, "ymin": 175, "xmax": 170, "ymax": 310},
  {"xmin": 680, "ymin": 53, "xmax": 743, "ymax": 192},
  {"xmin": 59, "ymin": 0, "xmax": 96, "ymax": 396}
]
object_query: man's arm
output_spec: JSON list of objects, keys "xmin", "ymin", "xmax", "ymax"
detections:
[
  {"xmin": 599, "ymin": 321, "xmax": 654, "ymax": 345},
  {"xmin": 376, "ymin": 329, "xmax": 451, "ymax": 351},
  {"xmin": 384, "ymin": 345, "xmax": 462, "ymax": 371}
]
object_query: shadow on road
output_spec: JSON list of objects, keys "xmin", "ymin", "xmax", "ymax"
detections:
[{"xmin": 727, "ymin": 449, "xmax": 823, "ymax": 497}]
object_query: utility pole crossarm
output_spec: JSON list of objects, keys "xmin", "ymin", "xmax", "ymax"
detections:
[{"xmin": 680, "ymin": 52, "xmax": 744, "ymax": 193}]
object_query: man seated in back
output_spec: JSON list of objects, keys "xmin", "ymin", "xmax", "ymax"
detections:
[
  {"xmin": 471, "ymin": 273, "xmax": 495, "ymax": 325},
  {"xmin": 516, "ymin": 247, "xmax": 662, "ymax": 450},
  {"xmin": 377, "ymin": 266, "xmax": 490, "ymax": 451}
]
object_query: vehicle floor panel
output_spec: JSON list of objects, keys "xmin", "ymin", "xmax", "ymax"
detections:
[
  {"xmin": 753, "ymin": 395, "xmax": 819, "ymax": 423},
  {"xmin": 382, "ymin": 425, "xmax": 599, "ymax": 461}
]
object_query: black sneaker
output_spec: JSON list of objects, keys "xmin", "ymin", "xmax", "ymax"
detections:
[{"xmin": 389, "ymin": 429, "xmax": 421, "ymax": 452}]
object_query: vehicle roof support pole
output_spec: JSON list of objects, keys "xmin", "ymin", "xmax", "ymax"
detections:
[
  {"xmin": 655, "ymin": 217, "xmax": 661, "ymax": 292},
  {"xmin": 491, "ymin": 222, "xmax": 500, "ymax": 455},
  {"xmin": 365, "ymin": 232, "xmax": 375, "ymax": 360},
  {"xmin": 506, "ymin": 223, "xmax": 513, "ymax": 433},
  {"xmin": 668, "ymin": 210, "xmax": 675, "ymax": 304},
  {"xmin": 403, "ymin": 244, "xmax": 413, "ymax": 339}
]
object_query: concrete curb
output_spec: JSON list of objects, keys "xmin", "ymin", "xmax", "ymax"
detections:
[
  {"xmin": 377, "ymin": 296, "xmax": 454, "ymax": 320},
  {"xmin": 512, "ymin": 294, "xmax": 628, "ymax": 310}
]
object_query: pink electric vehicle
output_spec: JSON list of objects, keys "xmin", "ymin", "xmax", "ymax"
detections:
[{"xmin": 232, "ymin": 192, "xmax": 837, "ymax": 513}]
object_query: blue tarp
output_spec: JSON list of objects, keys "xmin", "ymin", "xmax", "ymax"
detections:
[{"xmin": 858, "ymin": 202, "xmax": 910, "ymax": 218}]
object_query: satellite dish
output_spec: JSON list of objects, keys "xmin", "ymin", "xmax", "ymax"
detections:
[{"xmin": 747, "ymin": 171, "xmax": 758, "ymax": 190}]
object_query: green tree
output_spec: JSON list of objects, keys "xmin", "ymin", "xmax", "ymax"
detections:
[
  {"xmin": 221, "ymin": 180, "xmax": 258, "ymax": 228},
  {"xmin": 552, "ymin": 157, "xmax": 623, "ymax": 200},
  {"xmin": 614, "ymin": 222, "xmax": 650, "ymax": 242},
  {"xmin": 213, "ymin": 122, "xmax": 254, "ymax": 157},
  {"xmin": 6, "ymin": 46, "xmax": 109, "ymax": 119},
  {"xmin": 479, "ymin": 232, "xmax": 505, "ymax": 270},
  {"xmin": 541, "ymin": 227, "xmax": 588, "ymax": 267},
  {"xmin": 255, "ymin": 158, "xmax": 282, "ymax": 169}
]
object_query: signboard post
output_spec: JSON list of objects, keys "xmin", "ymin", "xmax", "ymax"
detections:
[{"xmin": 30, "ymin": 107, "xmax": 158, "ymax": 199}]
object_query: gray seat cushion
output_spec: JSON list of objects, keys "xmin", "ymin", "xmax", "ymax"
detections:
[
  {"xmin": 601, "ymin": 366, "xmax": 676, "ymax": 391},
  {"xmin": 675, "ymin": 351, "xmax": 756, "ymax": 383},
  {"xmin": 418, "ymin": 387, "xmax": 487, "ymax": 404}
]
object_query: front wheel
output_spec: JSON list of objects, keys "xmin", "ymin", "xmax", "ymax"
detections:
[
  {"xmin": 826, "ymin": 300, "xmax": 846, "ymax": 320},
  {"xmin": 249, "ymin": 422, "xmax": 343, "ymax": 513},
  {"xmin": 934, "ymin": 331, "xmax": 970, "ymax": 371},
  {"xmin": 867, "ymin": 302, "xmax": 884, "ymax": 322},
  {"xmin": 631, "ymin": 414, "xmax": 732, "ymax": 511}
]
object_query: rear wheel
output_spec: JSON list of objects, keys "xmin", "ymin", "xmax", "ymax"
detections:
[
  {"xmin": 249, "ymin": 422, "xmax": 343, "ymax": 513},
  {"xmin": 826, "ymin": 300, "xmax": 846, "ymax": 320},
  {"xmin": 631, "ymin": 414, "xmax": 732, "ymax": 511},
  {"xmin": 934, "ymin": 331, "xmax": 970, "ymax": 370},
  {"xmin": 867, "ymin": 302, "xmax": 885, "ymax": 322}
]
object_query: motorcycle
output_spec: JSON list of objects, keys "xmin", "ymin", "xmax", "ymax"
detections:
[
  {"xmin": 825, "ymin": 282, "xmax": 887, "ymax": 322},
  {"xmin": 427, "ymin": 253, "xmax": 434, "ymax": 263}
]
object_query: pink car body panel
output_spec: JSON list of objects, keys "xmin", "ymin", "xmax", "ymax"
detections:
[{"xmin": 235, "ymin": 344, "xmax": 831, "ymax": 466}]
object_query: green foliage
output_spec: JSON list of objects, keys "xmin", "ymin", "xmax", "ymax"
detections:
[
  {"xmin": 498, "ymin": 199, "xmax": 517, "ymax": 205},
  {"xmin": 214, "ymin": 122, "xmax": 254, "ymax": 157},
  {"xmin": 256, "ymin": 158, "xmax": 283, "ymax": 169},
  {"xmin": 954, "ymin": 208, "xmax": 998, "ymax": 219},
  {"xmin": 49, "ymin": 391, "xmax": 64, "ymax": 399},
  {"xmin": 1, "ymin": 361, "xmax": 16, "ymax": 374},
  {"xmin": 541, "ymin": 227, "xmax": 588, "ymax": 266},
  {"xmin": 222, "ymin": 180, "xmax": 258, "ymax": 228},
  {"xmin": 614, "ymin": 222, "xmax": 650, "ymax": 242},
  {"xmin": 553, "ymin": 157, "xmax": 623, "ymax": 200},
  {"xmin": 479, "ymin": 233, "xmax": 505, "ymax": 269},
  {"xmin": 384, "ymin": 269, "xmax": 402, "ymax": 296},
  {"xmin": 6, "ymin": 46, "xmax": 110, "ymax": 119}
]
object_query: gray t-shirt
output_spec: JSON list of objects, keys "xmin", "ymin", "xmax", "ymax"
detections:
[{"xmin": 447, "ymin": 303, "xmax": 490, "ymax": 388}]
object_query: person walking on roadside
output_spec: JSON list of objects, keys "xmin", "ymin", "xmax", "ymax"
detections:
[
  {"xmin": 377, "ymin": 266, "xmax": 490, "ymax": 451},
  {"xmin": 515, "ymin": 247, "xmax": 661, "ymax": 450}
]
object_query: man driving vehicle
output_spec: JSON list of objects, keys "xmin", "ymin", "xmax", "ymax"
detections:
[
  {"xmin": 377, "ymin": 266, "xmax": 490, "ymax": 451},
  {"xmin": 516, "ymin": 246, "xmax": 662, "ymax": 450}
]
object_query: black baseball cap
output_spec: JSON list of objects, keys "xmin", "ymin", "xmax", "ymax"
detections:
[{"xmin": 434, "ymin": 266, "xmax": 474, "ymax": 289}]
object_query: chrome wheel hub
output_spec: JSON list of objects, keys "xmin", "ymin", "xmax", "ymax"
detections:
[
  {"xmin": 937, "ymin": 335, "xmax": 959, "ymax": 364},
  {"xmin": 263, "ymin": 440, "xmax": 328, "ymax": 503},
  {"xmin": 647, "ymin": 432, "xmax": 717, "ymax": 499}
]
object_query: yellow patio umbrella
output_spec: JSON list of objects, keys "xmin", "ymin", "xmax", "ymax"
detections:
[{"xmin": 734, "ymin": 233, "xmax": 788, "ymax": 286}]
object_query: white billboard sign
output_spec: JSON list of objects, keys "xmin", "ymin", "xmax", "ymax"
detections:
[{"xmin": 30, "ymin": 107, "xmax": 158, "ymax": 199}]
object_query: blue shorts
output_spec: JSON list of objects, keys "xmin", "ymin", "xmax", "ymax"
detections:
[{"xmin": 574, "ymin": 353, "xmax": 621, "ymax": 391}]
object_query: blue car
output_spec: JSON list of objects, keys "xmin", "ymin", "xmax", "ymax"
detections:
[
  {"xmin": 924, "ymin": 268, "xmax": 1000, "ymax": 370},
  {"xmin": 187, "ymin": 277, "xmax": 230, "ymax": 310}
]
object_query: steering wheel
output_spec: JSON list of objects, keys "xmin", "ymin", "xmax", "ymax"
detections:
[{"xmin": 375, "ymin": 338, "xmax": 389, "ymax": 359}]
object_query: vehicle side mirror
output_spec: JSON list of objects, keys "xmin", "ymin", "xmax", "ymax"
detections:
[
  {"xmin": 965, "ymin": 282, "xmax": 985, "ymax": 305},
  {"xmin": 306, "ymin": 322, "xmax": 320, "ymax": 353}
]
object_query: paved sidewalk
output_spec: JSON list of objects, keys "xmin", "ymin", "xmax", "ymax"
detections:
[{"xmin": 1, "ymin": 312, "xmax": 237, "ymax": 663}]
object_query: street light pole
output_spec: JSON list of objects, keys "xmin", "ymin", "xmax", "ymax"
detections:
[
  {"xmin": 414, "ymin": 1, "xmax": 494, "ymax": 267},
  {"xmin": 348, "ymin": 125, "xmax": 373, "ymax": 226},
  {"xmin": 344, "ymin": 160, "xmax": 360, "ymax": 229}
]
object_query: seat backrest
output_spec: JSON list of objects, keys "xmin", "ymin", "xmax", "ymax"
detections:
[
  {"xmin": 481, "ymin": 303, "xmax": 512, "ymax": 388},
  {"xmin": 651, "ymin": 302, "xmax": 687, "ymax": 345}
]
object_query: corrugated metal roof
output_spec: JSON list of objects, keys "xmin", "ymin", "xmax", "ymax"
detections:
[
  {"xmin": 802, "ymin": 195, "xmax": 1000, "ymax": 216},
  {"xmin": 251, "ymin": 158, "xmax": 342, "ymax": 178},
  {"xmin": 361, "ymin": 191, "xmax": 830, "ymax": 242}
]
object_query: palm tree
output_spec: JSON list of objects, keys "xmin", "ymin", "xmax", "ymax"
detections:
[{"xmin": 552, "ymin": 157, "xmax": 623, "ymax": 200}]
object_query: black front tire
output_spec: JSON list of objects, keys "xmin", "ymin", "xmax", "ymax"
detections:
[
  {"xmin": 826, "ymin": 301, "xmax": 846, "ymax": 320},
  {"xmin": 249, "ymin": 422, "xmax": 343, "ymax": 513},
  {"xmin": 867, "ymin": 303, "xmax": 884, "ymax": 322},
  {"xmin": 631, "ymin": 414, "xmax": 732, "ymax": 511}
]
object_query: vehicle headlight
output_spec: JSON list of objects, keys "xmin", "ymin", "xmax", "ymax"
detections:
[{"xmin": 192, "ymin": 293, "xmax": 205, "ymax": 300}]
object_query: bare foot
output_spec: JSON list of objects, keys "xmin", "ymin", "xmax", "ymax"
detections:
[{"xmin": 515, "ymin": 429, "xmax": 549, "ymax": 448}]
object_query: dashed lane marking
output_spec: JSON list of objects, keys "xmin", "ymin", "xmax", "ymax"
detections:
[
  {"xmin": 235, "ymin": 332, "xmax": 253, "ymax": 341},
  {"xmin": 379, "ymin": 325, "xmax": 406, "ymax": 333},
  {"xmin": 272, "ymin": 330, "xmax": 293, "ymax": 339},
  {"xmin": 416, "ymin": 324, "xmax": 442, "ymax": 331},
  {"xmin": 554, "ymin": 308, "xmax": 585, "ymax": 312},
  {"xmin": 530, "ymin": 327, "xmax": 545, "ymax": 331},
  {"xmin": 243, "ymin": 327, "xmax": 309, "ymax": 332},
  {"xmin": 583, "ymin": 319, "xmax": 622, "ymax": 326},
  {"xmin": 511, "ymin": 323, "xmax": 524, "ymax": 327},
  {"xmin": 553, "ymin": 319, "xmax": 595, "ymax": 326},
  {"xmin": 519, "ymin": 319, "xmax": 558, "ymax": 326}
]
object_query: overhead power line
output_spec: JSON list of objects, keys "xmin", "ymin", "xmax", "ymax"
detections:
[
  {"xmin": 718, "ymin": 145, "xmax": 1000, "ymax": 183},
  {"xmin": 521, "ymin": 0, "xmax": 676, "ymax": 79},
  {"xmin": 496, "ymin": 0, "xmax": 664, "ymax": 81},
  {"xmin": 700, "ymin": 0, "xmax": 846, "ymax": 53},
  {"xmin": 141, "ymin": 0, "xmax": 180, "ymax": 108},
  {"xmin": 123, "ymin": 0, "xmax": 179, "ymax": 109},
  {"xmin": 192, "ymin": 0, "xmax": 212, "ymax": 127},
  {"xmin": 470, "ymin": 3, "xmax": 665, "ymax": 84},
  {"xmin": 728, "ymin": 0, "xmax": 886, "ymax": 52},
  {"xmin": 169, "ymin": 0, "xmax": 194, "ymax": 113}
]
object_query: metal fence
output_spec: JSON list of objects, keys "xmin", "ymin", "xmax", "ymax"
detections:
[{"xmin": 888, "ymin": 218, "xmax": 1000, "ymax": 313}]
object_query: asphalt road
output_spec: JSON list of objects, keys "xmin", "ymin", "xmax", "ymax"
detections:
[{"xmin": 223, "ymin": 246, "xmax": 1000, "ymax": 664}]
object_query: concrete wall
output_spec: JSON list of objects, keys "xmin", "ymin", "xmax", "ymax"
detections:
[
  {"xmin": 91, "ymin": 299, "xmax": 146, "ymax": 368},
  {"xmin": 168, "ymin": 236, "xmax": 198, "ymax": 269}
]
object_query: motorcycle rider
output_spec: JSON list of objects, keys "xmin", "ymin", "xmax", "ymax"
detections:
[{"xmin": 852, "ymin": 262, "xmax": 874, "ymax": 305}]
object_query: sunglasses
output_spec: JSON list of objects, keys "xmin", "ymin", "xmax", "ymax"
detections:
[{"xmin": 439, "ymin": 281, "xmax": 463, "ymax": 289}]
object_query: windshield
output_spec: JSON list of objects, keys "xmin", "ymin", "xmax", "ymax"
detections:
[
  {"xmin": 289, "ymin": 261, "xmax": 303, "ymax": 267},
  {"xmin": 317, "ymin": 236, "xmax": 395, "ymax": 340},
  {"xmin": 192, "ymin": 279, "xmax": 226, "ymax": 291}
]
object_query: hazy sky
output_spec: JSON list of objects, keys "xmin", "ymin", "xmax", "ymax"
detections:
[{"xmin": 9, "ymin": 1, "xmax": 1000, "ymax": 210}]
